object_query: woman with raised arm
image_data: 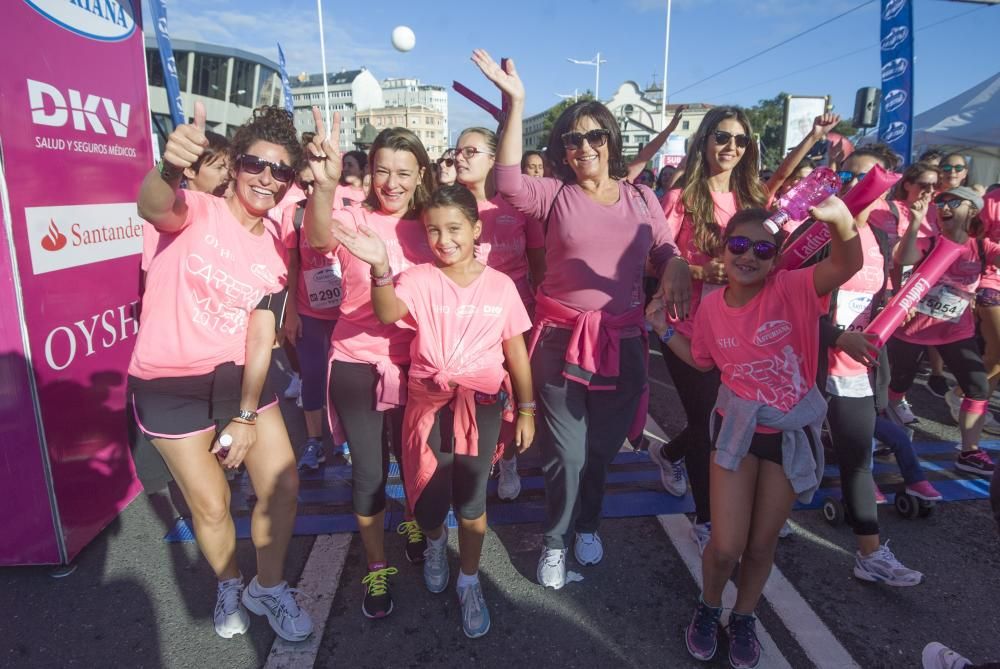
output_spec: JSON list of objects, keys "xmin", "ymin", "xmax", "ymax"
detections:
[
  {"xmin": 303, "ymin": 110, "xmax": 437, "ymax": 619},
  {"xmin": 471, "ymin": 49, "xmax": 689, "ymax": 589},
  {"xmin": 130, "ymin": 104, "xmax": 312, "ymax": 642}
]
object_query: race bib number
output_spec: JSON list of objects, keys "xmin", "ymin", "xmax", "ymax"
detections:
[
  {"xmin": 915, "ymin": 284, "xmax": 970, "ymax": 323},
  {"xmin": 304, "ymin": 265, "xmax": 343, "ymax": 310},
  {"xmin": 835, "ymin": 290, "xmax": 874, "ymax": 331}
]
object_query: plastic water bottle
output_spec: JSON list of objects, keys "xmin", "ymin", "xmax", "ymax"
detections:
[{"xmin": 764, "ymin": 167, "xmax": 842, "ymax": 234}]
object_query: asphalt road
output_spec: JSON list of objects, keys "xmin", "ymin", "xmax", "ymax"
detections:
[{"xmin": 1, "ymin": 350, "xmax": 997, "ymax": 669}]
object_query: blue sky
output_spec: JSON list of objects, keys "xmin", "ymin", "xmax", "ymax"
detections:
[{"xmin": 149, "ymin": 0, "xmax": 999, "ymax": 142}]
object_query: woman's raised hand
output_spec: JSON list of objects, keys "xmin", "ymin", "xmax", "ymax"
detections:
[
  {"xmin": 163, "ymin": 101, "xmax": 208, "ymax": 169},
  {"xmin": 471, "ymin": 50, "xmax": 525, "ymax": 103},
  {"xmin": 306, "ymin": 106, "xmax": 342, "ymax": 190}
]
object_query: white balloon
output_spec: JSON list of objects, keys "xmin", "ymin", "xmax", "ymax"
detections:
[{"xmin": 391, "ymin": 25, "xmax": 416, "ymax": 52}]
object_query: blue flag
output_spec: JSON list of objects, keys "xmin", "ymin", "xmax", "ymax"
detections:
[
  {"xmin": 148, "ymin": 0, "xmax": 185, "ymax": 128},
  {"xmin": 278, "ymin": 43, "xmax": 294, "ymax": 114},
  {"xmin": 878, "ymin": 0, "xmax": 914, "ymax": 166}
]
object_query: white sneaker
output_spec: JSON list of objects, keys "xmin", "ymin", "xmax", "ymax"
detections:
[
  {"xmin": 648, "ymin": 443, "xmax": 688, "ymax": 497},
  {"xmin": 574, "ymin": 532, "xmax": 604, "ymax": 566},
  {"xmin": 497, "ymin": 457, "xmax": 522, "ymax": 500},
  {"xmin": 242, "ymin": 576, "xmax": 314, "ymax": 641},
  {"xmin": 853, "ymin": 541, "xmax": 923, "ymax": 587},
  {"xmin": 921, "ymin": 642, "xmax": 972, "ymax": 669},
  {"xmin": 214, "ymin": 577, "xmax": 250, "ymax": 639},
  {"xmin": 888, "ymin": 398, "xmax": 919, "ymax": 425},
  {"xmin": 690, "ymin": 521, "xmax": 711, "ymax": 556},
  {"xmin": 284, "ymin": 373, "xmax": 302, "ymax": 399},
  {"xmin": 536, "ymin": 548, "xmax": 567, "ymax": 589}
]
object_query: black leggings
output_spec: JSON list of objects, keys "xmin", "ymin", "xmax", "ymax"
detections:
[
  {"xmin": 887, "ymin": 336, "xmax": 989, "ymax": 400},
  {"xmin": 329, "ymin": 360, "xmax": 404, "ymax": 517},
  {"xmin": 414, "ymin": 399, "xmax": 502, "ymax": 529},
  {"xmin": 659, "ymin": 340, "xmax": 720, "ymax": 524},
  {"xmin": 826, "ymin": 394, "xmax": 880, "ymax": 536}
]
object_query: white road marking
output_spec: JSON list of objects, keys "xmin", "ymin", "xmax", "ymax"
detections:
[
  {"xmin": 658, "ymin": 514, "xmax": 794, "ymax": 669},
  {"xmin": 264, "ymin": 533, "xmax": 352, "ymax": 669}
]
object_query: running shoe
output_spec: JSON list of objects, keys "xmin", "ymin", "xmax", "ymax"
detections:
[
  {"xmin": 284, "ymin": 373, "xmax": 302, "ymax": 399},
  {"xmin": 361, "ymin": 564, "xmax": 398, "ymax": 619},
  {"xmin": 921, "ymin": 642, "xmax": 972, "ymax": 669},
  {"xmin": 573, "ymin": 532, "xmax": 604, "ymax": 566},
  {"xmin": 213, "ymin": 577, "xmax": 250, "ymax": 639},
  {"xmin": 690, "ymin": 521, "xmax": 711, "ymax": 556},
  {"xmin": 944, "ymin": 389, "xmax": 962, "ymax": 423},
  {"xmin": 956, "ymin": 449, "xmax": 995, "ymax": 476},
  {"xmin": 875, "ymin": 485, "xmax": 887, "ymax": 505},
  {"xmin": 727, "ymin": 612, "xmax": 762, "ymax": 669},
  {"xmin": 242, "ymin": 577, "xmax": 313, "ymax": 642},
  {"xmin": 397, "ymin": 521, "xmax": 427, "ymax": 564},
  {"xmin": 853, "ymin": 541, "xmax": 923, "ymax": 586},
  {"xmin": 536, "ymin": 547, "xmax": 567, "ymax": 589},
  {"xmin": 926, "ymin": 374, "xmax": 950, "ymax": 398},
  {"xmin": 685, "ymin": 598, "xmax": 722, "ymax": 661},
  {"xmin": 457, "ymin": 580, "xmax": 491, "ymax": 639},
  {"xmin": 905, "ymin": 480, "xmax": 943, "ymax": 502},
  {"xmin": 423, "ymin": 528, "xmax": 449, "ymax": 594},
  {"xmin": 297, "ymin": 438, "xmax": 325, "ymax": 470},
  {"xmin": 497, "ymin": 456, "xmax": 522, "ymax": 501},
  {"xmin": 648, "ymin": 443, "xmax": 688, "ymax": 497},
  {"xmin": 888, "ymin": 398, "xmax": 919, "ymax": 425}
]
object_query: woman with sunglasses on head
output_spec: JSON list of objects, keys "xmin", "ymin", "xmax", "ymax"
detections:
[
  {"xmin": 651, "ymin": 106, "xmax": 767, "ymax": 555},
  {"xmin": 130, "ymin": 105, "xmax": 312, "ymax": 641},
  {"xmin": 454, "ymin": 126, "xmax": 546, "ymax": 501},
  {"xmin": 472, "ymin": 50, "xmax": 689, "ymax": 589},
  {"xmin": 436, "ymin": 148, "xmax": 457, "ymax": 186},
  {"xmin": 305, "ymin": 111, "xmax": 438, "ymax": 619},
  {"xmin": 648, "ymin": 199, "xmax": 862, "ymax": 668},
  {"xmin": 891, "ymin": 187, "xmax": 998, "ymax": 477}
]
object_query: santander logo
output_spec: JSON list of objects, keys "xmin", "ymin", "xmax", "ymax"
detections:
[
  {"xmin": 754, "ymin": 320, "xmax": 792, "ymax": 346},
  {"xmin": 41, "ymin": 219, "xmax": 68, "ymax": 251}
]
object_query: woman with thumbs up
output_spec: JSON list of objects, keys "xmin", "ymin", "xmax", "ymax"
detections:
[{"xmin": 128, "ymin": 104, "xmax": 313, "ymax": 642}]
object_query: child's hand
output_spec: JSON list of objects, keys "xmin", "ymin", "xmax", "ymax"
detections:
[
  {"xmin": 514, "ymin": 414, "xmax": 535, "ymax": 453},
  {"xmin": 333, "ymin": 223, "xmax": 390, "ymax": 271},
  {"xmin": 645, "ymin": 299, "xmax": 670, "ymax": 337},
  {"xmin": 809, "ymin": 195, "xmax": 853, "ymax": 228}
]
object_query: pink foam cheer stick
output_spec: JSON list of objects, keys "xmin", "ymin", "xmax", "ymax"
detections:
[
  {"xmin": 777, "ymin": 164, "xmax": 901, "ymax": 271},
  {"xmin": 453, "ymin": 81, "xmax": 502, "ymax": 121},
  {"xmin": 863, "ymin": 236, "xmax": 965, "ymax": 348}
]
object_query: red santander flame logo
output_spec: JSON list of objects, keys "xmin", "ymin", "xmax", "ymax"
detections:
[{"xmin": 41, "ymin": 219, "xmax": 67, "ymax": 252}]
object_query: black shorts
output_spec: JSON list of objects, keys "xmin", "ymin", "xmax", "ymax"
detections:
[{"xmin": 710, "ymin": 411, "xmax": 783, "ymax": 466}]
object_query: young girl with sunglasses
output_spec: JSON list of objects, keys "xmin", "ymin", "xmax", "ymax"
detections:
[
  {"xmin": 129, "ymin": 105, "xmax": 312, "ymax": 641},
  {"xmin": 940, "ymin": 153, "xmax": 969, "ymax": 191},
  {"xmin": 454, "ymin": 126, "xmax": 546, "ymax": 500},
  {"xmin": 305, "ymin": 112, "xmax": 438, "ymax": 619},
  {"xmin": 334, "ymin": 184, "xmax": 535, "ymax": 638},
  {"xmin": 890, "ymin": 187, "xmax": 998, "ymax": 477},
  {"xmin": 649, "ymin": 198, "xmax": 862, "ymax": 669},
  {"xmin": 436, "ymin": 149, "xmax": 457, "ymax": 186},
  {"xmin": 653, "ymin": 107, "xmax": 767, "ymax": 554}
]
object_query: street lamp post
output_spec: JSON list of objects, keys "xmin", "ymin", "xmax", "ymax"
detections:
[
  {"xmin": 661, "ymin": 0, "xmax": 672, "ymax": 129},
  {"xmin": 555, "ymin": 89, "xmax": 580, "ymax": 103},
  {"xmin": 567, "ymin": 52, "xmax": 607, "ymax": 101}
]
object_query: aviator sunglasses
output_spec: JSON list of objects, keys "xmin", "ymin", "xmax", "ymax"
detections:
[
  {"xmin": 726, "ymin": 235, "xmax": 778, "ymax": 260},
  {"xmin": 235, "ymin": 154, "xmax": 295, "ymax": 183},
  {"xmin": 940, "ymin": 164, "xmax": 966, "ymax": 174},
  {"xmin": 561, "ymin": 129, "xmax": 610, "ymax": 150},
  {"xmin": 712, "ymin": 130, "xmax": 750, "ymax": 149}
]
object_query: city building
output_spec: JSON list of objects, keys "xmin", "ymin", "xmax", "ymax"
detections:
[
  {"xmin": 381, "ymin": 78, "xmax": 449, "ymax": 147},
  {"xmin": 289, "ymin": 68, "xmax": 383, "ymax": 150},
  {"xmin": 354, "ymin": 106, "xmax": 448, "ymax": 159}
]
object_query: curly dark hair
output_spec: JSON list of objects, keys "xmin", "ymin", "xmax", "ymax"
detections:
[
  {"xmin": 229, "ymin": 105, "xmax": 304, "ymax": 172},
  {"xmin": 545, "ymin": 100, "xmax": 627, "ymax": 183}
]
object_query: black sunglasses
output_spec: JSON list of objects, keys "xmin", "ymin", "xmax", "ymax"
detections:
[
  {"xmin": 941, "ymin": 164, "xmax": 966, "ymax": 173},
  {"xmin": 297, "ymin": 178, "xmax": 315, "ymax": 191},
  {"xmin": 935, "ymin": 199, "xmax": 966, "ymax": 210},
  {"xmin": 437, "ymin": 157, "xmax": 455, "ymax": 168},
  {"xmin": 712, "ymin": 130, "xmax": 750, "ymax": 149},
  {"xmin": 726, "ymin": 235, "xmax": 778, "ymax": 260},
  {"xmin": 561, "ymin": 129, "xmax": 610, "ymax": 150},
  {"xmin": 235, "ymin": 154, "xmax": 295, "ymax": 183}
]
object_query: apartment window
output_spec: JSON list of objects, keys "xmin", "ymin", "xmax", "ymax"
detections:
[
  {"xmin": 230, "ymin": 59, "xmax": 255, "ymax": 107},
  {"xmin": 191, "ymin": 53, "xmax": 228, "ymax": 100},
  {"xmin": 636, "ymin": 135, "xmax": 649, "ymax": 144},
  {"xmin": 256, "ymin": 69, "xmax": 279, "ymax": 107},
  {"xmin": 682, "ymin": 120, "xmax": 690, "ymax": 130},
  {"xmin": 146, "ymin": 49, "xmax": 190, "ymax": 91}
]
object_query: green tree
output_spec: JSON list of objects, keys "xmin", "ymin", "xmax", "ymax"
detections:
[
  {"xmin": 744, "ymin": 93, "xmax": 787, "ymax": 170},
  {"xmin": 536, "ymin": 92, "xmax": 594, "ymax": 149}
]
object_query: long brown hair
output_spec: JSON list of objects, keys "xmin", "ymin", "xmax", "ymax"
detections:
[
  {"xmin": 363, "ymin": 127, "xmax": 436, "ymax": 218},
  {"xmin": 679, "ymin": 107, "xmax": 766, "ymax": 257}
]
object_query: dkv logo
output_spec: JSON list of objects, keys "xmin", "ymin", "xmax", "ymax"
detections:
[
  {"xmin": 29, "ymin": 79, "xmax": 130, "ymax": 138},
  {"xmin": 40, "ymin": 220, "xmax": 69, "ymax": 251},
  {"xmin": 24, "ymin": 0, "xmax": 136, "ymax": 42}
]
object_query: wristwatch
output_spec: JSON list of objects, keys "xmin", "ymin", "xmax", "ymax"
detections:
[
  {"xmin": 237, "ymin": 409, "xmax": 258, "ymax": 423},
  {"xmin": 157, "ymin": 159, "xmax": 182, "ymax": 182}
]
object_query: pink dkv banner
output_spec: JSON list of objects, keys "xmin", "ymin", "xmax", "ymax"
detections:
[{"xmin": 0, "ymin": 0, "xmax": 150, "ymax": 564}]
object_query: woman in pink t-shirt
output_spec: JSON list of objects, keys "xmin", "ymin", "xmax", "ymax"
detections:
[
  {"xmin": 973, "ymin": 189, "xmax": 1000, "ymax": 428},
  {"xmin": 335, "ymin": 185, "xmax": 535, "ymax": 638},
  {"xmin": 454, "ymin": 125, "xmax": 546, "ymax": 501},
  {"xmin": 472, "ymin": 50, "xmax": 689, "ymax": 590},
  {"xmin": 304, "ymin": 114, "xmax": 437, "ymax": 619},
  {"xmin": 649, "ymin": 201, "xmax": 862, "ymax": 668},
  {"xmin": 334, "ymin": 150, "xmax": 368, "ymax": 210},
  {"xmin": 890, "ymin": 187, "xmax": 997, "ymax": 477},
  {"xmin": 129, "ymin": 105, "xmax": 312, "ymax": 642},
  {"xmin": 654, "ymin": 106, "xmax": 768, "ymax": 552}
]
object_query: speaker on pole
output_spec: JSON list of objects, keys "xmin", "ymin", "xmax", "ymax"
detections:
[{"xmin": 853, "ymin": 87, "xmax": 881, "ymax": 128}]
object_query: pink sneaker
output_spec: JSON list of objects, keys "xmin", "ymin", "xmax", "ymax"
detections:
[
  {"xmin": 905, "ymin": 480, "xmax": 943, "ymax": 502},
  {"xmin": 875, "ymin": 485, "xmax": 887, "ymax": 505}
]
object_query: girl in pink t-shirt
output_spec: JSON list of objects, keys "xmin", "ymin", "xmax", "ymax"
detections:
[
  {"xmin": 455, "ymin": 126, "xmax": 546, "ymax": 502},
  {"xmin": 129, "ymin": 105, "xmax": 312, "ymax": 642},
  {"xmin": 334, "ymin": 185, "xmax": 535, "ymax": 639},
  {"xmin": 649, "ymin": 201, "xmax": 862, "ymax": 668},
  {"xmin": 975, "ymin": 189, "xmax": 1000, "ymax": 426},
  {"xmin": 303, "ymin": 117, "xmax": 438, "ymax": 619}
]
